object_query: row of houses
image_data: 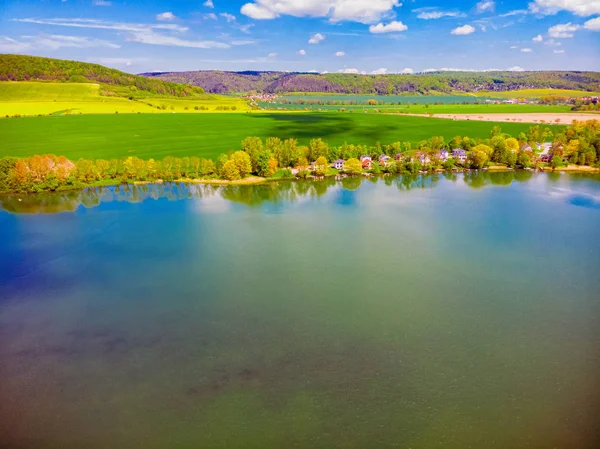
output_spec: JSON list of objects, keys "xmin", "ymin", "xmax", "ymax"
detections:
[
  {"xmin": 339, "ymin": 149, "xmax": 469, "ymax": 170},
  {"xmin": 312, "ymin": 142, "xmax": 557, "ymax": 172}
]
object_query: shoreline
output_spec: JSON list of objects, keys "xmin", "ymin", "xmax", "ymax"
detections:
[{"xmin": 2, "ymin": 166, "xmax": 598, "ymax": 198}]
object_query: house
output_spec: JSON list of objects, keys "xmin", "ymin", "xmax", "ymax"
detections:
[
  {"xmin": 378, "ymin": 154, "xmax": 391, "ymax": 166},
  {"xmin": 414, "ymin": 151, "xmax": 431, "ymax": 165},
  {"xmin": 437, "ymin": 149, "xmax": 449, "ymax": 162},
  {"xmin": 394, "ymin": 153, "xmax": 404, "ymax": 161},
  {"xmin": 538, "ymin": 142, "xmax": 553, "ymax": 155},
  {"xmin": 360, "ymin": 155, "xmax": 372, "ymax": 169},
  {"xmin": 452, "ymin": 149, "xmax": 467, "ymax": 164},
  {"xmin": 540, "ymin": 154, "xmax": 552, "ymax": 163},
  {"xmin": 333, "ymin": 159, "xmax": 345, "ymax": 170}
]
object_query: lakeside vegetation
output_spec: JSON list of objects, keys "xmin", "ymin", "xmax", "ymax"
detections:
[
  {"xmin": 5, "ymin": 170, "xmax": 594, "ymax": 215},
  {"xmin": 0, "ymin": 113, "xmax": 565, "ymax": 161},
  {"xmin": 1, "ymin": 121, "xmax": 597, "ymax": 194}
]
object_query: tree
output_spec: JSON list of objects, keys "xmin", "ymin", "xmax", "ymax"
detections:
[
  {"xmin": 201, "ymin": 159, "xmax": 216, "ymax": 176},
  {"xmin": 314, "ymin": 156, "xmax": 328, "ymax": 176},
  {"xmin": 344, "ymin": 158, "xmax": 362, "ymax": 175},
  {"xmin": 296, "ymin": 156, "xmax": 309, "ymax": 168},
  {"xmin": 516, "ymin": 152, "xmax": 531, "ymax": 168},
  {"xmin": 309, "ymin": 139, "xmax": 329, "ymax": 162},
  {"xmin": 216, "ymin": 154, "xmax": 229, "ymax": 176},
  {"xmin": 550, "ymin": 155, "xmax": 563, "ymax": 169},
  {"xmin": 505, "ymin": 137, "xmax": 519, "ymax": 152},
  {"xmin": 241, "ymin": 136, "xmax": 263, "ymax": 173},
  {"xmin": 267, "ymin": 157, "xmax": 278, "ymax": 177},
  {"xmin": 256, "ymin": 151, "xmax": 272, "ymax": 177},
  {"xmin": 221, "ymin": 159, "xmax": 241, "ymax": 180},
  {"xmin": 505, "ymin": 151, "xmax": 517, "ymax": 168},
  {"xmin": 469, "ymin": 149, "xmax": 489, "ymax": 169},
  {"xmin": 231, "ymin": 151, "xmax": 252, "ymax": 177}
]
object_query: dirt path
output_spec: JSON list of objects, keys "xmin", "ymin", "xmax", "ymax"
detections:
[{"xmin": 405, "ymin": 113, "xmax": 600, "ymax": 125}]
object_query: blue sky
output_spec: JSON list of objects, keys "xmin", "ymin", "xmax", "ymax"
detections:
[{"xmin": 1, "ymin": 0, "xmax": 599, "ymax": 73}]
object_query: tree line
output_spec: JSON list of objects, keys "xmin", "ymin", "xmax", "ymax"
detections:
[
  {"xmin": 150, "ymin": 69, "xmax": 600, "ymax": 95},
  {"xmin": 1, "ymin": 121, "xmax": 598, "ymax": 194},
  {"xmin": 0, "ymin": 54, "xmax": 205, "ymax": 98}
]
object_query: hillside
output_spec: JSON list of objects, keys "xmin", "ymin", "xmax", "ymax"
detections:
[
  {"xmin": 0, "ymin": 54, "xmax": 205, "ymax": 97},
  {"xmin": 143, "ymin": 70, "xmax": 600, "ymax": 95}
]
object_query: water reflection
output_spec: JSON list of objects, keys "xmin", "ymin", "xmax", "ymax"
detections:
[{"xmin": 1, "ymin": 172, "xmax": 598, "ymax": 214}]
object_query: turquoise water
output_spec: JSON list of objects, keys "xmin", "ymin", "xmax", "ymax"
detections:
[{"xmin": 1, "ymin": 172, "xmax": 599, "ymax": 449}]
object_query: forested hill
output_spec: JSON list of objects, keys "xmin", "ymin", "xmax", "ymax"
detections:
[
  {"xmin": 142, "ymin": 70, "xmax": 600, "ymax": 95},
  {"xmin": 0, "ymin": 54, "xmax": 205, "ymax": 97}
]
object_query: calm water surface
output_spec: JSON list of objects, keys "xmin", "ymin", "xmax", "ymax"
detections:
[{"xmin": 1, "ymin": 172, "xmax": 599, "ymax": 449}]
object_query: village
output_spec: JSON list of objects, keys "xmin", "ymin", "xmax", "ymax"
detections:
[{"xmin": 306, "ymin": 142, "xmax": 555, "ymax": 174}]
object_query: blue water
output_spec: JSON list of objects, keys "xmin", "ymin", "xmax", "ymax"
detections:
[{"xmin": 1, "ymin": 172, "xmax": 599, "ymax": 449}]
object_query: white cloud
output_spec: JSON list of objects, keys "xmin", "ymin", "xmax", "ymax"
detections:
[
  {"xmin": 13, "ymin": 18, "xmax": 188, "ymax": 33},
  {"xmin": 532, "ymin": 34, "xmax": 543, "ymax": 41},
  {"xmin": 204, "ymin": 13, "xmax": 218, "ymax": 20},
  {"xmin": 548, "ymin": 22, "xmax": 581, "ymax": 37},
  {"xmin": 240, "ymin": 0, "xmax": 402, "ymax": 24},
  {"xmin": 584, "ymin": 17, "xmax": 600, "ymax": 30},
  {"xmin": 203, "ymin": 0, "xmax": 214, "ymax": 8},
  {"xmin": 543, "ymin": 38, "xmax": 562, "ymax": 46},
  {"xmin": 268, "ymin": 52, "xmax": 277, "ymax": 57},
  {"xmin": 401, "ymin": 68, "xmax": 414, "ymax": 74},
  {"xmin": 308, "ymin": 33, "xmax": 325, "ymax": 44},
  {"xmin": 93, "ymin": 1, "xmax": 112, "ymax": 6},
  {"xmin": 413, "ymin": 8, "xmax": 465, "ymax": 19},
  {"xmin": 89, "ymin": 57, "xmax": 133, "ymax": 66},
  {"xmin": 340, "ymin": 68, "xmax": 359, "ymax": 73},
  {"xmin": 554, "ymin": 49, "xmax": 565, "ymax": 53},
  {"xmin": 510, "ymin": 45, "xmax": 518, "ymax": 48},
  {"xmin": 369, "ymin": 21, "xmax": 408, "ymax": 33},
  {"xmin": 156, "ymin": 12, "xmax": 176, "ymax": 21},
  {"xmin": 529, "ymin": 0, "xmax": 600, "ymax": 16},
  {"xmin": 220, "ymin": 13, "xmax": 237, "ymax": 22},
  {"xmin": 127, "ymin": 30, "xmax": 230, "ymax": 48},
  {"xmin": 335, "ymin": 51, "xmax": 345, "ymax": 56},
  {"xmin": 451, "ymin": 24, "xmax": 476, "ymax": 35},
  {"xmin": 499, "ymin": 9, "xmax": 529, "ymax": 17},
  {"xmin": 521, "ymin": 47, "xmax": 533, "ymax": 52},
  {"xmin": 297, "ymin": 49, "xmax": 306, "ymax": 55},
  {"xmin": 230, "ymin": 39, "xmax": 257, "ymax": 46},
  {"xmin": 423, "ymin": 66, "xmax": 525, "ymax": 72},
  {"xmin": 0, "ymin": 34, "xmax": 120, "ymax": 52},
  {"xmin": 476, "ymin": 1, "xmax": 495, "ymax": 14},
  {"xmin": 0, "ymin": 36, "xmax": 31, "ymax": 53},
  {"xmin": 371, "ymin": 68, "xmax": 387, "ymax": 74}
]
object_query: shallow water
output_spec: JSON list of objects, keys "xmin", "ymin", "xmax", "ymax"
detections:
[{"xmin": 1, "ymin": 172, "xmax": 599, "ymax": 449}]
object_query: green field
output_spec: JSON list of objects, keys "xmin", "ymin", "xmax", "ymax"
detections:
[
  {"xmin": 0, "ymin": 113, "xmax": 563, "ymax": 161},
  {"xmin": 0, "ymin": 82, "xmax": 249, "ymax": 116}
]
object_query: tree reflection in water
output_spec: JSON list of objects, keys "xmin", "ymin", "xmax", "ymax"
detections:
[{"xmin": 1, "ymin": 172, "xmax": 591, "ymax": 214}]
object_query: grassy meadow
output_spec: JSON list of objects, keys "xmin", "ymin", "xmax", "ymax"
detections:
[
  {"xmin": 0, "ymin": 113, "xmax": 564, "ymax": 161},
  {"xmin": 0, "ymin": 82, "xmax": 249, "ymax": 116}
]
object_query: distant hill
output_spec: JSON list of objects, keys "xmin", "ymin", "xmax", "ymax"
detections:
[
  {"xmin": 142, "ymin": 70, "xmax": 600, "ymax": 95},
  {"xmin": 0, "ymin": 54, "xmax": 205, "ymax": 97}
]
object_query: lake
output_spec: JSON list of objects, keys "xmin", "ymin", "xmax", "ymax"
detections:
[{"xmin": 1, "ymin": 172, "xmax": 599, "ymax": 449}]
